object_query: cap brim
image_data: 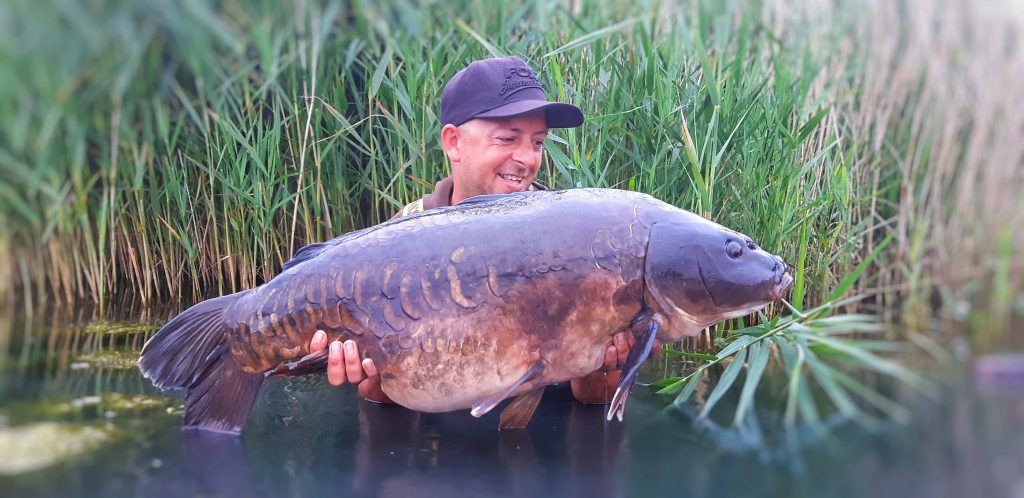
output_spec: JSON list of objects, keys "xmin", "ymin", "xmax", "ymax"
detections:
[{"xmin": 474, "ymin": 100, "xmax": 584, "ymax": 128}]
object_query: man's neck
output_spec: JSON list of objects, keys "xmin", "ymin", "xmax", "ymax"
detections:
[{"xmin": 450, "ymin": 183, "xmax": 466, "ymax": 205}]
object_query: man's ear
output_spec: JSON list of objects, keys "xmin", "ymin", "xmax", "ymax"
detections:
[{"xmin": 441, "ymin": 124, "xmax": 461, "ymax": 163}]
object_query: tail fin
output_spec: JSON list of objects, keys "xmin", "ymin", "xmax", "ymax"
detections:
[
  {"xmin": 140, "ymin": 292, "xmax": 264, "ymax": 434},
  {"xmin": 182, "ymin": 349, "xmax": 264, "ymax": 434}
]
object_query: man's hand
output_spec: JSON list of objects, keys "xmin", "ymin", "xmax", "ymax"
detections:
[
  {"xmin": 570, "ymin": 330, "xmax": 663, "ymax": 404},
  {"xmin": 309, "ymin": 330, "xmax": 392, "ymax": 403}
]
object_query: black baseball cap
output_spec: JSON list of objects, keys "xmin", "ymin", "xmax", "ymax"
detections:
[{"xmin": 440, "ymin": 56, "xmax": 584, "ymax": 128}]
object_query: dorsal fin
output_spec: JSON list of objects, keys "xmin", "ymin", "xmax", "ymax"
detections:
[
  {"xmin": 280, "ymin": 225, "xmax": 376, "ymax": 272},
  {"xmin": 281, "ymin": 190, "xmax": 545, "ymax": 272},
  {"xmin": 281, "ymin": 242, "xmax": 329, "ymax": 272}
]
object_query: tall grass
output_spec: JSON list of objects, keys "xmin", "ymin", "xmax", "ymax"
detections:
[
  {"xmin": 0, "ymin": 0, "xmax": 1020, "ymax": 335},
  {"xmin": 0, "ymin": 0, "xmax": 839, "ymax": 305},
  {"xmin": 844, "ymin": 0, "xmax": 1024, "ymax": 348}
]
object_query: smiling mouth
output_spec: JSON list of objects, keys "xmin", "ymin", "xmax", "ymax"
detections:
[{"xmin": 498, "ymin": 173, "xmax": 527, "ymax": 188}]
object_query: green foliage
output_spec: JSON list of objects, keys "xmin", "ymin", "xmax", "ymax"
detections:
[
  {"xmin": 655, "ymin": 300, "xmax": 936, "ymax": 434},
  {"xmin": 0, "ymin": 0, "xmax": 861, "ymax": 309}
]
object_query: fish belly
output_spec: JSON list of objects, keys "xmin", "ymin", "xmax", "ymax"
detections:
[{"xmin": 373, "ymin": 315, "xmax": 617, "ymax": 413}]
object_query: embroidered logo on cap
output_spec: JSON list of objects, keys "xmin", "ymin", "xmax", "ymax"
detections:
[{"xmin": 499, "ymin": 66, "xmax": 543, "ymax": 97}]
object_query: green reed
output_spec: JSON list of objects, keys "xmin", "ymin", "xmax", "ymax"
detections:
[{"xmin": 1, "ymin": 1, "xmax": 1021, "ymax": 352}]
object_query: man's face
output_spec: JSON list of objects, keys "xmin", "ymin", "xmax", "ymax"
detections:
[{"xmin": 446, "ymin": 111, "xmax": 548, "ymax": 203}]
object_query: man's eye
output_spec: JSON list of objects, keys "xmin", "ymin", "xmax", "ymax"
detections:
[
  {"xmin": 533, "ymin": 140, "xmax": 545, "ymax": 148},
  {"xmin": 498, "ymin": 137, "xmax": 515, "ymax": 143}
]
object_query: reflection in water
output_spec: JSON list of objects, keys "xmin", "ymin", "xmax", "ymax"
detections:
[
  {"xmin": 179, "ymin": 431, "xmax": 265, "ymax": 498},
  {"xmin": 343, "ymin": 388, "xmax": 625, "ymax": 498},
  {"xmin": 146, "ymin": 384, "xmax": 627, "ymax": 498},
  {"xmin": 351, "ymin": 400, "xmax": 421, "ymax": 496},
  {"xmin": 566, "ymin": 402, "xmax": 625, "ymax": 498}
]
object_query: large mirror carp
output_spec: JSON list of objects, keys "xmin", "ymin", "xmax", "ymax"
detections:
[{"xmin": 140, "ymin": 188, "xmax": 792, "ymax": 434}]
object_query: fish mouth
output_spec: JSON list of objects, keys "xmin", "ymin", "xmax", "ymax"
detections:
[{"xmin": 772, "ymin": 273, "xmax": 794, "ymax": 301}]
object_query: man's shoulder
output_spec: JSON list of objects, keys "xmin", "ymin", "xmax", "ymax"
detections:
[
  {"xmin": 391, "ymin": 176, "xmax": 454, "ymax": 220},
  {"xmin": 390, "ymin": 175, "xmax": 548, "ymax": 220},
  {"xmin": 394, "ymin": 198, "xmax": 426, "ymax": 219}
]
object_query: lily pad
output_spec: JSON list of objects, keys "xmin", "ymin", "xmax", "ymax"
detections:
[{"xmin": 0, "ymin": 422, "xmax": 113, "ymax": 476}]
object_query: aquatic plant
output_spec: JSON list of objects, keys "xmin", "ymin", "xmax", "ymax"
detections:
[
  {"xmin": 656, "ymin": 299, "xmax": 939, "ymax": 436},
  {"xmin": 82, "ymin": 321, "xmax": 160, "ymax": 336}
]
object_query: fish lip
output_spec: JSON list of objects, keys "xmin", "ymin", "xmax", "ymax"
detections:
[{"xmin": 772, "ymin": 273, "xmax": 794, "ymax": 300}]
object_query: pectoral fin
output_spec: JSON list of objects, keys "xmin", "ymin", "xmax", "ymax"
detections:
[
  {"xmin": 471, "ymin": 362, "xmax": 544, "ymax": 418},
  {"xmin": 265, "ymin": 349, "xmax": 328, "ymax": 378},
  {"xmin": 498, "ymin": 387, "xmax": 545, "ymax": 430},
  {"xmin": 607, "ymin": 318, "xmax": 660, "ymax": 422}
]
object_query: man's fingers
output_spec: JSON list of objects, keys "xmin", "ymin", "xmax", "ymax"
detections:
[
  {"xmin": 613, "ymin": 332, "xmax": 629, "ymax": 368},
  {"xmin": 343, "ymin": 340, "xmax": 365, "ymax": 384},
  {"xmin": 357, "ymin": 359, "xmax": 392, "ymax": 403},
  {"xmin": 327, "ymin": 341, "xmax": 347, "ymax": 386},
  {"xmin": 602, "ymin": 345, "xmax": 618, "ymax": 371},
  {"xmin": 362, "ymin": 358, "xmax": 379, "ymax": 378},
  {"xmin": 309, "ymin": 330, "xmax": 327, "ymax": 353},
  {"xmin": 358, "ymin": 375, "xmax": 391, "ymax": 403},
  {"xmin": 625, "ymin": 330, "xmax": 636, "ymax": 350}
]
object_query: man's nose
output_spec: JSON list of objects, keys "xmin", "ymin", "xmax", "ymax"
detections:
[{"xmin": 511, "ymin": 139, "xmax": 537, "ymax": 165}]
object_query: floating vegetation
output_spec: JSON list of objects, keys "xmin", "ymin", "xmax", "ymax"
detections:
[
  {"xmin": 0, "ymin": 422, "xmax": 113, "ymax": 476},
  {"xmin": 0, "ymin": 393, "xmax": 181, "ymax": 424},
  {"xmin": 70, "ymin": 350, "xmax": 141, "ymax": 371},
  {"xmin": 57, "ymin": 393, "xmax": 181, "ymax": 418},
  {"xmin": 81, "ymin": 321, "xmax": 159, "ymax": 336}
]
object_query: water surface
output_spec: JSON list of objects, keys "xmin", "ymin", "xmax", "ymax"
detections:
[{"xmin": 1, "ymin": 307, "xmax": 1021, "ymax": 498}]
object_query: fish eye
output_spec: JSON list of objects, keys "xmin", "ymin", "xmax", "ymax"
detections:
[{"xmin": 726, "ymin": 241, "xmax": 743, "ymax": 259}]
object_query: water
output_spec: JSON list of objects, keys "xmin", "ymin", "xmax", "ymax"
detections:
[{"xmin": 1, "ymin": 307, "xmax": 1022, "ymax": 498}]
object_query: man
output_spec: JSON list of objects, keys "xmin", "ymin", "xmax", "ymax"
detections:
[{"xmin": 309, "ymin": 56, "xmax": 660, "ymax": 406}]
